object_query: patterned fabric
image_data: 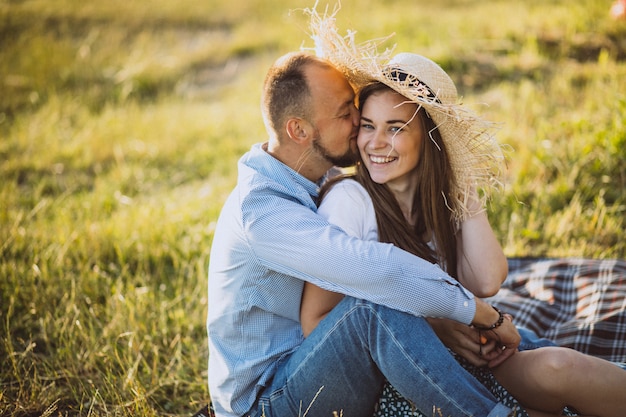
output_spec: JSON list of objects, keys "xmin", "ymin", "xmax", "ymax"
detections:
[
  {"xmin": 373, "ymin": 365, "xmax": 530, "ymax": 417},
  {"xmin": 371, "ymin": 257, "xmax": 626, "ymax": 417},
  {"xmin": 372, "ymin": 373, "xmax": 579, "ymax": 417},
  {"xmin": 488, "ymin": 257, "xmax": 626, "ymax": 363}
]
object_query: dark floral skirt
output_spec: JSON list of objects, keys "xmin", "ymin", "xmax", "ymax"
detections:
[{"xmin": 372, "ymin": 355, "xmax": 578, "ymax": 417}]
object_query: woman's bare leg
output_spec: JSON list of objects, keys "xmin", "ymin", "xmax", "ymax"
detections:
[{"xmin": 492, "ymin": 347, "xmax": 626, "ymax": 417}]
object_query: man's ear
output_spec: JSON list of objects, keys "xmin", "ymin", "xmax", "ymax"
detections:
[{"xmin": 285, "ymin": 118, "xmax": 309, "ymax": 144}]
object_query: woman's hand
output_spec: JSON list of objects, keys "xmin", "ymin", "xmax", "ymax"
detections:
[
  {"xmin": 481, "ymin": 312, "xmax": 519, "ymax": 368},
  {"xmin": 427, "ymin": 317, "xmax": 496, "ymax": 367}
]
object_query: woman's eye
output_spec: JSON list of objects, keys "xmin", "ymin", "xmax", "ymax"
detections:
[
  {"xmin": 360, "ymin": 123, "xmax": 374, "ymax": 130},
  {"xmin": 390, "ymin": 126, "xmax": 402, "ymax": 133}
]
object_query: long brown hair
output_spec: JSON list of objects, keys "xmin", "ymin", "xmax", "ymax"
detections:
[{"xmin": 321, "ymin": 82, "xmax": 459, "ymax": 277}]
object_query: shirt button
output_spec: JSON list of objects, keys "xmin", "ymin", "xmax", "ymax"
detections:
[{"xmin": 463, "ymin": 301, "xmax": 469, "ymax": 307}]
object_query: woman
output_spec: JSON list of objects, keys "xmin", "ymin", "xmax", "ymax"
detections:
[{"xmin": 300, "ymin": 52, "xmax": 626, "ymax": 417}]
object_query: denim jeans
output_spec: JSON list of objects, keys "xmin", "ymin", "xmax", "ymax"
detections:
[
  {"xmin": 517, "ymin": 327, "xmax": 556, "ymax": 351},
  {"xmin": 249, "ymin": 297, "xmax": 518, "ymax": 417}
]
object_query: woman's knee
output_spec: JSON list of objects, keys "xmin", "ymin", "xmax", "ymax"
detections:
[
  {"xmin": 532, "ymin": 347, "xmax": 581, "ymax": 391},
  {"xmin": 540, "ymin": 347, "xmax": 579, "ymax": 369}
]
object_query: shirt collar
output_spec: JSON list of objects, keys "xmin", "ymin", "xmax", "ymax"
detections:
[{"xmin": 247, "ymin": 142, "xmax": 321, "ymax": 199}]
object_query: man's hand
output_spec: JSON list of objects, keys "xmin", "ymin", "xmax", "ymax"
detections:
[
  {"xmin": 478, "ymin": 314, "xmax": 519, "ymax": 367},
  {"xmin": 471, "ymin": 300, "xmax": 520, "ymax": 368},
  {"xmin": 427, "ymin": 318, "xmax": 491, "ymax": 367}
]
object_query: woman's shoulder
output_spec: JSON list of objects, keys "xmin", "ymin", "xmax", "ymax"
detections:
[
  {"xmin": 318, "ymin": 177, "xmax": 378, "ymax": 240},
  {"xmin": 325, "ymin": 178, "xmax": 369, "ymax": 201},
  {"xmin": 321, "ymin": 177, "xmax": 374, "ymax": 214}
]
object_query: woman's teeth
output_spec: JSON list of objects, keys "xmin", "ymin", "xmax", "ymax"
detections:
[{"xmin": 370, "ymin": 155, "xmax": 396, "ymax": 164}]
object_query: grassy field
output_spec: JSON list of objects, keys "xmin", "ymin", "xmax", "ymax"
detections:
[{"xmin": 1, "ymin": 0, "xmax": 625, "ymax": 416}]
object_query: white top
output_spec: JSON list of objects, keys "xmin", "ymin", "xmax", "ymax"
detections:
[{"xmin": 317, "ymin": 179, "xmax": 379, "ymax": 241}]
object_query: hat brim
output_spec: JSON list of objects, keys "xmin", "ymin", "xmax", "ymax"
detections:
[{"xmin": 305, "ymin": 6, "xmax": 505, "ymax": 222}]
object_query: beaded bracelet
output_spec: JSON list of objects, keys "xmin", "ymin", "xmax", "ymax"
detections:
[{"xmin": 473, "ymin": 306, "xmax": 504, "ymax": 331}]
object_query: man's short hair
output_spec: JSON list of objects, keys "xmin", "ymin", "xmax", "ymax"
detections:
[{"xmin": 261, "ymin": 52, "xmax": 332, "ymax": 136}]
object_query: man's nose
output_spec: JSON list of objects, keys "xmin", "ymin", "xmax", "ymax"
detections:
[{"xmin": 351, "ymin": 106, "xmax": 360, "ymax": 127}]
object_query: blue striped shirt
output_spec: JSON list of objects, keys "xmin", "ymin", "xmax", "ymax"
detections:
[{"xmin": 207, "ymin": 143, "xmax": 476, "ymax": 417}]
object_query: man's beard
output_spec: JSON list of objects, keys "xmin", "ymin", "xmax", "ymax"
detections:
[{"xmin": 312, "ymin": 136, "xmax": 358, "ymax": 168}]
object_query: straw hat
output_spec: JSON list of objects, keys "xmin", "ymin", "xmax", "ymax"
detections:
[{"xmin": 304, "ymin": 6, "xmax": 505, "ymax": 223}]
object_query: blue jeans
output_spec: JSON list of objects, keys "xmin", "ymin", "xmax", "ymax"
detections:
[
  {"xmin": 517, "ymin": 327, "xmax": 556, "ymax": 351},
  {"xmin": 249, "ymin": 297, "xmax": 518, "ymax": 417}
]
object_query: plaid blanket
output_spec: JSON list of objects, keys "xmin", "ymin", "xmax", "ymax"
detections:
[{"xmin": 487, "ymin": 257, "xmax": 626, "ymax": 363}]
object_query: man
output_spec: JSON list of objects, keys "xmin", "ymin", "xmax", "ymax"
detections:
[{"xmin": 207, "ymin": 51, "xmax": 522, "ymax": 417}]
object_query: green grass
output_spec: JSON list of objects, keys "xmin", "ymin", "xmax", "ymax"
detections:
[{"xmin": 1, "ymin": 0, "xmax": 625, "ymax": 415}]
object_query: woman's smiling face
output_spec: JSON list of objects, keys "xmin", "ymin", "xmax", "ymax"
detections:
[{"xmin": 357, "ymin": 90, "xmax": 425, "ymax": 190}]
